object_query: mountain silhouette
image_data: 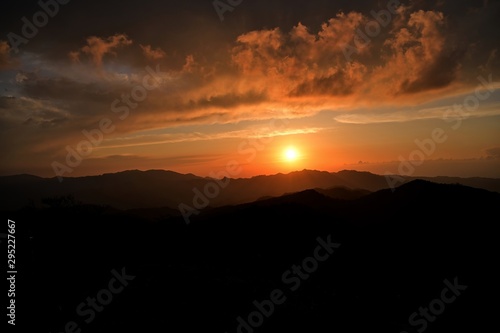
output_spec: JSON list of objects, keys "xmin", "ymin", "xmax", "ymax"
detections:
[
  {"xmin": 7, "ymin": 178, "xmax": 499, "ymax": 332},
  {"xmin": 1, "ymin": 169, "xmax": 499, "ymax": 211}
]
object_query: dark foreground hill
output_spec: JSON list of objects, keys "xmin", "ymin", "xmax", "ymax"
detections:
[{"xmin": 4, "ymin": 180, "xmax": 499, "ymax": 332}]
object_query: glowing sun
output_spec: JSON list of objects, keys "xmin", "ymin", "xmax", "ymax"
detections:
[{"xmin": 284, "ymin": 147, "xmax": 299, "ymax": 162}]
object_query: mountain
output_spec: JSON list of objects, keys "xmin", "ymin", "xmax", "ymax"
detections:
[
  {"xmin": 1, "ymin": 169, "xmax": 500, "ymax": 211},
  {"xmin": 8, "ymin": 180, "xmax": 499, "ymax": 332},
  {"xmin": 315, "ymin": 186, "xmax": 372, "ymax": 200}
]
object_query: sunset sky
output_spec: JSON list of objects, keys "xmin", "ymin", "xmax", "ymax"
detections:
[{"xmin": 1, "ymin": 0, "xmax": 499, "ymax": 179}]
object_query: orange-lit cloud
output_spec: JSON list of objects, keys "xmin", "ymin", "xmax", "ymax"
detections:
[
  {"xmin": 140, "ymin": 44, "xmax": 166, "ymax": 60},
  {"xmin": 229, "ymin": 8, "xmax": 463, "ymax": 108},
  {"xmin": 3, "ymin": 6, "xmax": 486, "ymax": 142},
  {"xmin": 9, "ymin": 7, "xmax": 482, "ymax": 138},
  {"xmin": 95, "ymin": 126, "xmax": 324, "ymax": 150},
  {"xmin": 374, "ymin": 10, "xmax": 462, "ymax": 95},
  {"xmin": 70, "ymin": 34, "xmax": 133, "ymax": 66},
  {"xmin": 230, "ymin": 13, "xmax": 370, "ymax": 100}
]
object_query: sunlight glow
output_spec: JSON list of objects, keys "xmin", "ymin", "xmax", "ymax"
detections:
[{"xmin": 284, "ymin": 147, "xmax": 299, "ymax": 162}]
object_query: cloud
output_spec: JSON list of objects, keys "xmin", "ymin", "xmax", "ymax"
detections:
[
  {"xmin": 230, "ymin": 13, "xmax": 367, "ymax": 94},
  {"xmin": 0, "ymin": 96, "xmax": 69, "ymax": 129},
  {"xmin": 140, "ymin": 44, "xmax": 166, "ymax": 60},
  {"xmin": 3, "ymin": 7, "xmax": 478, "ymax": 138},
  {"xmin": 380, "ymin": 10, "xmax": 462, "ymax": 94},
  {"xmin": 478, "ymin": 48, "xmax": 497, "ymax": 74},
  {"xmin": 191, "ymin": 90, "xmax": 267, "ymax": 109},
  {"xmin": 485, "ymin": 147, "xmax": 500, "ymax": 159},
  {"xmin": 0, "ymin": 40, "xmax": 16, "ymax": 70},
  {"xmin": 289, "ymin": 62, "xmax": 367, "ymax": 97},
  {"xmin": 96, "ymin": 125, "xmax": 324, "ymax": 150},
  {"xmin": 5, "ymin": 7, "xmax": 472, "ymax": 141},
  {"xmin": 334, "ymin": 103, "xmax": 500, "ymax": 124},
  {"xmin": 0, "ymin": 6, "xmax": 479, "ymax": 141},
  {"xmin": 229, "ymin": 8, "xmax": 463, "ymax": 109},
  {"xmin": 70, "ymin": 34, "xmax": 133, "ymax": 66}
]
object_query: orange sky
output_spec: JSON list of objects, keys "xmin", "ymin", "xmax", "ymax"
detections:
[{"xmin": 0, "ymin": 0, "xmax": 499, "ymax": 179}]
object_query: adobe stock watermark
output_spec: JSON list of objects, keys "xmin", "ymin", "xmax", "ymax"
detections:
[
  {"xmin": 342, "ymin": 0, "xmax": 401, "ymax": 62},
  {"xmin": 213, "ymin": 0, "xmax": 243, "ymax": 22},
  {"xmin": 6, "ymin": 0, "xmax": 72, "ymax": 53},
  {"xmin": 385, "ymin": 73, "xmax": 497, "ymax": 191},
  {"xmin": 225, "ymin": 234, "xmax": 340, "ymax": 333},
  {"xmin": 51, "ymin": 65, "xmax": 165, "ymax": 182},
  {"xmin": 50, "ymin": 267, "xmax": 135, "ymax": 333},
  {"xmin": 178, "ymin": 118, "xmax": 289, "ymax": 224},
  {"xmin": 401, "ymin": 277, "xmax": 467, "ymax": 333}
]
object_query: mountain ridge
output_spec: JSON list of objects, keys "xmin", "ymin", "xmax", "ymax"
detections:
[{"xmin": 1, "ymin": 169, "xmax": 499, "ymax": 211}]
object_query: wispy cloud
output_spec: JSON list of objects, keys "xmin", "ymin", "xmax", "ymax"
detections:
[
  {"xmin": 95, "ymin": 126, "xmax": 325, "ymax": 150},
  {"xmin": 485, "ymin": 147, "xmax": 500, "ymax": 159},
  {"xmin": 334, "ymin": 103, "xmax": 500, "ymax": 124}
]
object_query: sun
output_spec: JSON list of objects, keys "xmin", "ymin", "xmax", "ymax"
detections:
[{"xmin": 284, "ymin": 147, "xmax": 299, "ymax": 162}]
